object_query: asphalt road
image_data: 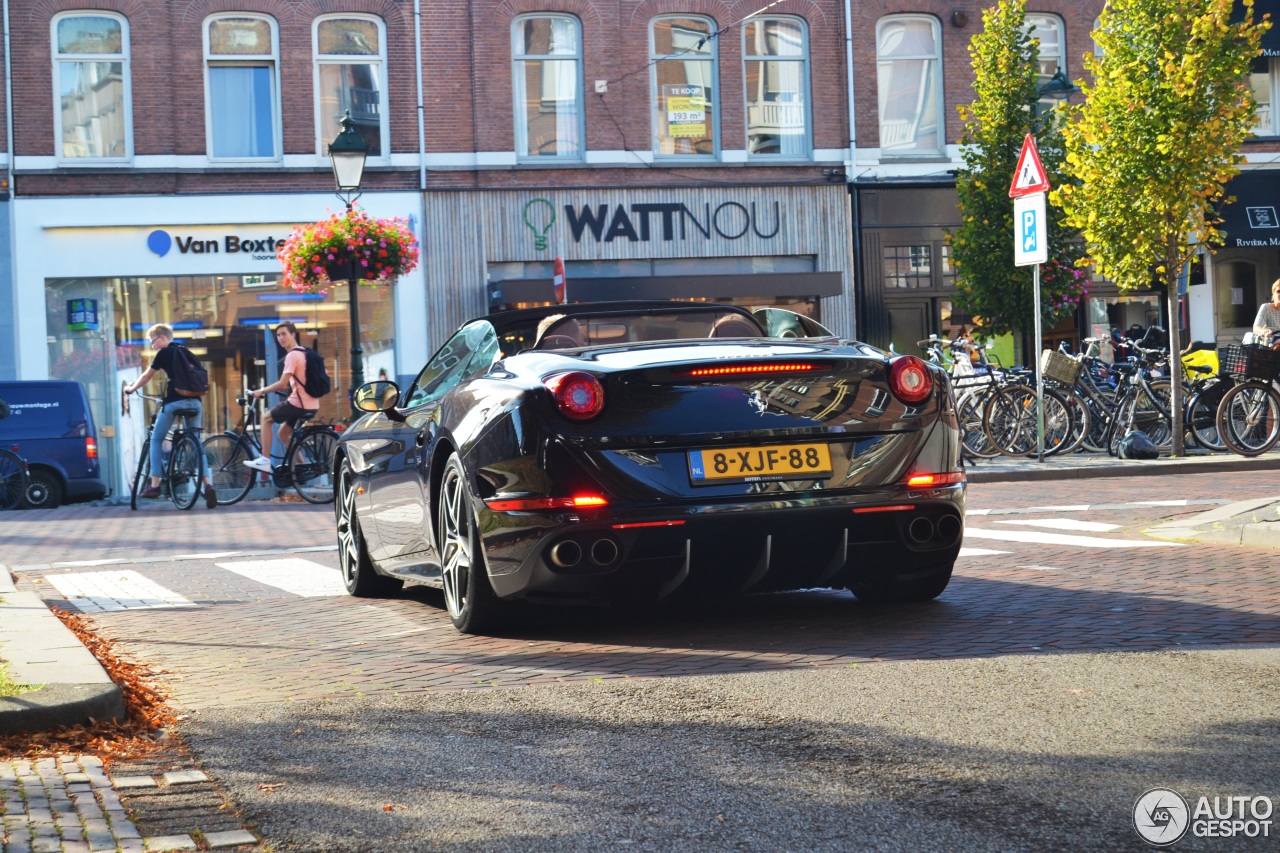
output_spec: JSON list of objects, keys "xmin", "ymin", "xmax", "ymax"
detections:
[{"xmin": 6, "ymin": 469, "xmax": 1280, "ymax": 851}]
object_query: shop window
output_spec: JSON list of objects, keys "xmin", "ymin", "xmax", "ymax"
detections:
[
  {"xmin": 876, "ymin": 15, "xmax": 943, "ymax": 156},
  {"xmin": 205, "ymin": 14, "xmax": 280, "ymax": 160},
  {"xmin": 651, "ymin": 16, "xmax": 717, "ymax": 158},
  {"xmin": 1026, "ymin": 14, "xmax": 1065, "ymax": 116},
  {"xmin": 743, "ymin": 17, "xmax": 810, "ymax": 158},
  {"xmin": 884, "ymin": 245, "xmax": 932, "ymax": 288},
  {"xmin": 1251, "ymin": 57, "xmax": 1277, "ymax": 137},
  {"xmin": 53, "ymin": 12, "xmax": 131, "ymax": 161},
  {"xmin": 513, "ymin": 15, "xmax": 583, "ymax": 160},
  {"xmin": 314, "ymin": 16, "xmax": 387, "ymax": 159},
  {"xmin": 1217, "ymin": 259, "xmax": 1260, "ymax": 328}
]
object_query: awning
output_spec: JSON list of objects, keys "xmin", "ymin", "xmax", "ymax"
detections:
[
  {"xmin": 1216, "ymin": 171, "xmax": 1280, "ymax": 247},
  {"xmin": 1232, "ymin": 1, "xmax": 1280, "ymax": 56}
]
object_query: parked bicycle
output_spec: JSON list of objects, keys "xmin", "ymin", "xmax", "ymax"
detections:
[
  {"xmin": 129, "ymin": 392, "xmax": 208, "ymax": 510},
  {"xmin": 1214, "ymin": 343, "xmax": 1280, "ymax": 457},
  {"xmin": 203, "ymin": 395, "xmax": 340, "ymax": 505},
  {"xmin": 0, "ymin": 446, "xmax": 28, "ymax": 511}
]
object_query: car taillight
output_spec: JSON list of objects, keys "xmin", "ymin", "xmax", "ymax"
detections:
[
  {"xmin": 904, "ymin": 472, "xmax": 965, "ymax": 487},
  {"xmin": 544, "ymin": 372, "xmax": 605, "ymax": 421},
  {"xmin": 888, "ymin": 356, "xmax": 933, "ymax": 404},
  {"xmin": 85, "ymin": 436, "xmax": 98, "ymax": 459},
  {"xmin": 486, "ymin": 494, "xmax": 608, "ymax": 511}
]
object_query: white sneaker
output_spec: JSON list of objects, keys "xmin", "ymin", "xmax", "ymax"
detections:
[{"xmin": 244, "ymin": 456, "xmax": 274, "ymax": 473}]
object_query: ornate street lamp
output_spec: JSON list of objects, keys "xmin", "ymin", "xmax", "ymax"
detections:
[{"xmin": 328, "ymin": 111, "xmax": 369, "ymax": 408}]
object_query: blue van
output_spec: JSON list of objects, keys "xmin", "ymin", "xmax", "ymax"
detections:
[{"xmin": 0, "ymin": 380, "xmax": 107, "ymax": 508}]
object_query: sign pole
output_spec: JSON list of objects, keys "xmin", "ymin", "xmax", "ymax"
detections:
[
  {"xmin": 1009, "ymin": 134, "xmax": 1051, "ymax": 464},
  {"xmin": 1033, "ymin": 262, "xmax": 1044, "ymax": 462}
]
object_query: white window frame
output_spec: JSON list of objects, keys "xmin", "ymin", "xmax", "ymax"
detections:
[
  {"xmin": 1251, "ymin": 57, "xmax": 1279, "ymax": 137},
  {"xmin": 1026, "ymin": 13, "xmax": 1065, "ymax": 114},
  {"xmin": 742, "ymin": 15, "xmax": 811, "ymax": 160},
  {"xmin": 875, "ymin": 14, "xmax": 945, "ymax": 158},
  {"xmin": 650, "ymin": 15, "xmax": 720, "ymax": 160},
  {"xmin": 51, "ymin": 11, "xmax": 132, "ymax": 165},
  {"xmin": 313, "ymin": 14, "xmax": 389, "ymax": 161},
  {"xmin": 511, "ymin": 14, "xmax": 585, "ymax": 161},
  {"xmin": 203, "ymin": 13, "xmax": 282, "ymax": 163}
]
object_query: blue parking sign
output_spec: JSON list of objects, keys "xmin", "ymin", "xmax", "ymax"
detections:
[{"xmin": 1013, "ymin": 193, "xmax": 1047, "ymax": 266}]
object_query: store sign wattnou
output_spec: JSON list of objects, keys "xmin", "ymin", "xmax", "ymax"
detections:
[
  {"xmin": 146, "ymin": 229, "xmax": 289, "ymax": 261},
  {"xmin": 522, "ymin": 197, "xmax": 782, "ymax": 247}
]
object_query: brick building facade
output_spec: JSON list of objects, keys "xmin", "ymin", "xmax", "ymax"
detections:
[{"xmin": 2, "ymin": 0, "xmax": 1279, "ymax": 501}]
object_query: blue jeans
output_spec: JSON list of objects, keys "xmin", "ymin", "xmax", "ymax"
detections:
[{"xmin": 152, "ymin": 399, "xmax": 203, "ymax": 479}]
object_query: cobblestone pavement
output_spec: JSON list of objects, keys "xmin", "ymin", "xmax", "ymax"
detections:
[{"xmin": 0, "ymin": 750, "xmax": 257, "ymax": 853}]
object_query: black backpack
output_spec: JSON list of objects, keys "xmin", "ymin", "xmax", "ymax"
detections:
[
  {"xmin": 168, "ymin": 344, "xmax": 209, "ymax": 398},
  {"xmin": 293, "ymin": 347, "xmax": 332, "ymax": 398}
]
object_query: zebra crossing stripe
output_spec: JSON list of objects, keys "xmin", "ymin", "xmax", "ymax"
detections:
[
  {"xmin": 43, "ymin": 570, "xmax": 196, "ymax": 613},
  {"xmin": 213, "ymin": 558, "xmax": 346, "ymax": 597},
  {"xmin": 963, "ymin": 527, "xmax": 1182, "ymax": 549}
]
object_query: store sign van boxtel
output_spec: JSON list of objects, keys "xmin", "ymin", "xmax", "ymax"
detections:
[{"xmin": 147, "ymin": 229, "xmax": 289, "ymax": 261}]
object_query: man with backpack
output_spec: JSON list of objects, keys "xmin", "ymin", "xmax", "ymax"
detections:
[
  {"xmin": 245, "ymin": 322, "xmax": 323, "ymax": 473},
  {"xmin": 124, "ymin": 323, "xmax": 218, "ymax": 508}
]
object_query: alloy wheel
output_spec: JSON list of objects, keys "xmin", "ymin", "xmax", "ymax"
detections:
[{"xmin": 440, "ymin": 465, "xmax": 472, "ymax": 620}]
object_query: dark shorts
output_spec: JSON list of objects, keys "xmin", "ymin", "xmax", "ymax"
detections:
[{"xmin": 269, "ymin": 400, "xmax": 316, "ymax": 429}]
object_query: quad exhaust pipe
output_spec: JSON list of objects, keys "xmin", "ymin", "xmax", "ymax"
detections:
[
  {"xmin": 905, "ymin": 513, "xmax": 962, "ymax": 547},
  {"xmin": 549, "ymin": 537, "xmax": 620, "ymax": 569}
]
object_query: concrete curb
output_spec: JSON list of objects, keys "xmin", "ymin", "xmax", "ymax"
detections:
[
  {"xmin": 1146, "ymin": 496, "xmax": 1280, "ymax": 550},
  {"xmin": 965, "ymin": 452, "xmax": 1280, "ymax": 484},
  {"xmin": 0, "ymin": 565, "xmax": 125, "ymax": 734}
]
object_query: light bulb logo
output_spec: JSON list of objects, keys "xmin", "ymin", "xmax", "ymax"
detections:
[{"xmin": 523, "ymin": 198, "xmax": 556, "ymax": 251}]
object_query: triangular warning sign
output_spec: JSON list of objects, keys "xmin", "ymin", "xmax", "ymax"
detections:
[{"xmin": 1009, "ymin": 134, "xmax": 1050, "ymax": 198}]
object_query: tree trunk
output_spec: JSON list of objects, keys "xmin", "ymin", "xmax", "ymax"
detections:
[{"xmin": 1166, "ymin": 244, "xmax": 1184, "ymax": 457}]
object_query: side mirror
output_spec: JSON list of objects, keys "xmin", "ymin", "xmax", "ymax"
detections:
[{"xmin": 354, "ymin": 380, "xmax": 401, "ymax": 413}]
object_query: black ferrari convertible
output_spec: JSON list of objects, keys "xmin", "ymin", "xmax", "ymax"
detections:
[{"xmin": 335, "ymin": 301, "xmax": 964, "ymax": 633}]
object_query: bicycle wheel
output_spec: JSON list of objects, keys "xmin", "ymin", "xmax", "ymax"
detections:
[
  {"xmin": 130, "ymin": 438, "xmax": 153, "ymax": 510},
  {"xmin": 983, "ymin": 384, "xmax": 1072, "ymax": 457},
  {"xmin": 1053, "ymin": 386, "xmax": 1090, "ymax": 456},
  {"xmin": 957, "ymin": 392, "xmax": 1000, "ymax": 459},
  {"xmin": 1081, "ymin": 391, "xmax": 1114, "ymax": 453},
  {"xmin": 1216, "ymin": 380, "xmax": 1280, "ymax": 457},
  {"xmin": 1186, "ymin": 379, "xmax": 1228, "ymax": 452},
  {"xmin": 292, "ymin": 428, "xmax": 339, "ymax": 504},
  {"xmin": 204, "ymin": 433, "xmax": 256, "ymax": 506},
  {"xmin": 168, "ymin": 432, "xmax": 203, "ymax": 510},
  {"xmin": 1040, "ymin": 388, "xmax": 1075, "ymax": 456},
  {"xmin": 1108, "ymin": 391, "xmax": 1138, "ymax": 457},
  {"xmin": 1133, "ymin": 380, "xmax": 1173, "ymax": 450},
  {"xmin": 0, "ymin": 449, "xmax": 26, "ymax": 511}
]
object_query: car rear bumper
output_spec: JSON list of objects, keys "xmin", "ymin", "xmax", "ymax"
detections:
[{"xmin": 482, "ymin": 485, "xmax": 964, "ymax": 603}]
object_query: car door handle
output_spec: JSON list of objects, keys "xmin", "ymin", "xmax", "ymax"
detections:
[{"xmin": 415, "ymin": 433, "xmax": 427, "ymax": 447}]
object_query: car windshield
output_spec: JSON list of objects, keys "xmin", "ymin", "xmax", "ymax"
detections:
[{"xmin": 498, "ymin": 308, "xmax": 764, "ymax": 357}]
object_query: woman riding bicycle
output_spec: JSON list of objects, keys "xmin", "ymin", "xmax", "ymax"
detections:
[
  {"xmin": 124, "ymin": 323, "xmax": 217, "ymax": 508},
  {"xmin": 244, "ymin": 322, "xmax": 321, "ymax": 474}
]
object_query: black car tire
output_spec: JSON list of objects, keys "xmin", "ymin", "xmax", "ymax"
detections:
[
  {"xmin": 850, "ymin": 562, "xmax": 953, "ymax": 604},
  {"xmin": 337, "ymin": 459, "xmax": 402, "ymax": 597},
  {"xmin": 23, "ymin": 469, "xmax": 63, "ymax": 510},
  {"xmin": 438, "ymin": 453, "xmax": 506, "ymax": 634}
]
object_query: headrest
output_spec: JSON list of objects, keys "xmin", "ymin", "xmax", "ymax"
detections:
[
  {"xmin": 708, "ymin": 319, "xmax": 758, "ymax": 339},
  {"xmin": 537, "ymin": 335, "xmax": 581, "ymax": 350}
]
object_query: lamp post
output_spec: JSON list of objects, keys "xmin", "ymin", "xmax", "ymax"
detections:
[{"xmin": 328, "ymin": 110, "xmax": 369, "ymax": 411}]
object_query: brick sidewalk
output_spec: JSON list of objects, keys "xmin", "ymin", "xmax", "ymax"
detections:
[{"xmin": 0, "ymin": 502, "xmax": 335, "ymax": 568}]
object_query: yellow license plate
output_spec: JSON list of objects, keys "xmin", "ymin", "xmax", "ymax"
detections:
[{"xmin": 688, "ymin": 443, "xmax": 833, "ymax": 483}]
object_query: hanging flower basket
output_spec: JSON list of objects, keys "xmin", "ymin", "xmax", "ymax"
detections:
[{"xmin": 277, "ymin": 207, "xmax": 420, "ymax": 294}]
